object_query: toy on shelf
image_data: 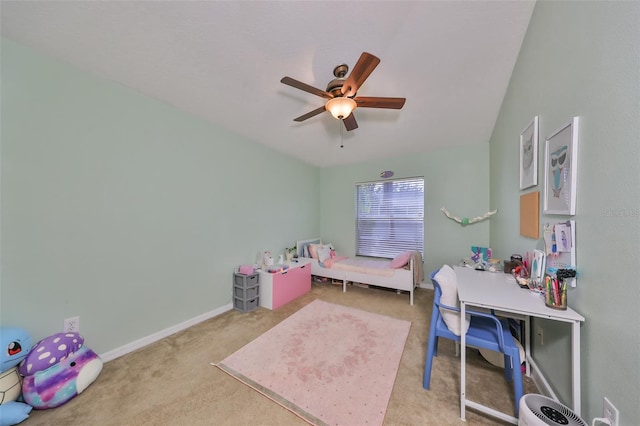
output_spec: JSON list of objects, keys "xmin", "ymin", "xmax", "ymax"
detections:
[
  {"xmin": 0, "ymin": 326, "xmax": 34, "ymax": 426},
  {"xmin": 262, "ymin": 251, "xmax": 274, "ymax": 268},
  {"xmin": 19, "ymin": 332, "xmax": 103, "ymax": 410}
]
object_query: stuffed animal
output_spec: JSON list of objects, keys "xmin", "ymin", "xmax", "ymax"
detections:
[
  {"xmin": 19, "ymin": 332, "xmax": 102, "ymax": 409},
  {"xmin": 0, "ymin": 326, "xmax": 33, "ymax": 426}
]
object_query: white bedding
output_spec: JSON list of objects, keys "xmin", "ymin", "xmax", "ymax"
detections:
[{"xmin": 327, "ymin": 257, "xmax": 395, "ymax": 277}]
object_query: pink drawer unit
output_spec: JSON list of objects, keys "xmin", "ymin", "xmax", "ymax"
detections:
[{"xmin": 259, "ymin": 260, "xmax": 311, "ymax": 310}]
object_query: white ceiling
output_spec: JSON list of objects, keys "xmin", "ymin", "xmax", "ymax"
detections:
[{"xmin": 1, "ymin": 1, "xmax": 535, "ymax": 167}]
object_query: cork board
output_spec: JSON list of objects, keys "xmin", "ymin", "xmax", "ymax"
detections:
[{"xmin": 520, "ymin": 191, "xmax": 539, "ymax": 239}]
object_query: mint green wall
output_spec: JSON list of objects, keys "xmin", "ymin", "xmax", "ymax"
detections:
[
  {"xmin": 319, "ymin": 144, "xmax": 491, "ymax": 276},
  {"xmin": 1, "ymin": 39, "xmax": 319, "ymax": 354},
  {"xmin": 490, "ymin": 2, "xmax": 639, "ymax": 422}
]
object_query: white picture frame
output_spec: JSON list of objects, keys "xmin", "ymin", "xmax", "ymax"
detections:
[
  {"xmin": 531, "ymin": 249, "xmax": 545, "ymax": 285},
  {"xmin": 519, "ymin": 116, "xmax": 539, "ymax": 190},
  {"xmin": 543, "ymin": 117, "xmax": 579, "ymax": 215}
]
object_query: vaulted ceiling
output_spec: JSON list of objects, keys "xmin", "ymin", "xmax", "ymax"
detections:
[{"xmin": 1, "ymin": 1, "xmax": 535, "ymax": 167}]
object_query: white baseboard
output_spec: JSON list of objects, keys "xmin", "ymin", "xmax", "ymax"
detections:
[
  {"xmin": 419, "ymin": 281, "xmax": 433, "ymax": 290},
  {"xmin": 100, "ymin": 303, "xmax": 234, "ymax": 363}
]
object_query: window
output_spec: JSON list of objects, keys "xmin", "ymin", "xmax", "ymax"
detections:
[{"xmin": 356, "ymin": 177, "xmax": 424, "ymax": 258}]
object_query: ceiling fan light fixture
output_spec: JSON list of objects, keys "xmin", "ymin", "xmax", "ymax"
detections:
[{"xmin": 326, "ymin": 97, "xmax": 356, "ymax": 120}]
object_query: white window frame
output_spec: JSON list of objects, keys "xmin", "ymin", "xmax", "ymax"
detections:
[{"xmin": 355, "ymin": 176, "xmax": 424, "ymax": 259}]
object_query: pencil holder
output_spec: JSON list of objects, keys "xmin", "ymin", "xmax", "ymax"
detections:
[{"xmin": 545, "ymin": 279, "xmax": 567, "ymax": 310}]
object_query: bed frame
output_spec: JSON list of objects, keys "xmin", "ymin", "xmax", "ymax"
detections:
[{"xmin": 296, "ymin": 239, "xmax": 417, "ymax": 305}]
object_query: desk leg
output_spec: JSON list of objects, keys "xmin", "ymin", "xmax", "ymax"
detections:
[
  {"xmin": 460, "ymin": 301, "xmax": 467, "ymax": 421},
  {"xmin": 525, "ymin": 316, "xmax": 531, "ymax": 376},
  {"xmin": 572, "ymin": 320, "xmax": 581, "ymax": 416}
]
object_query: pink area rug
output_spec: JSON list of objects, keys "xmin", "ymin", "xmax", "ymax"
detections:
[{"xmin": 216, "ymin": 299, "xmax": 411, "ymax": 426}]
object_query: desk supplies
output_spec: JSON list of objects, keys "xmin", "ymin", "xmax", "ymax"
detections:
[
  {"xmin": 545, "ymin": 275, "xmax": 567, "ymax": 310},
  {"xmin": 487, "ymin": 258, "xmax": 502, "ymax": 273},
  {"xmin": 504, "ymin": 254, "xmax": 522, "ymax": 275},
  {"xmin": 511, "ymin": 254, "xmax": 532, "ymax": 288},
  {"xmin": 503, "ymin": 259, "xmax": 518, "ymax": 274}
]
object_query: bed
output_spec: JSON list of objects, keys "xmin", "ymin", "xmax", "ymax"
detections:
[{"xmin": 296, "ymin": 238, "xmax": 423, "ymax": 305}]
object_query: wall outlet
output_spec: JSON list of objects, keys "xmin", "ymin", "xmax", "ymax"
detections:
[
  {"xmin": 537, "ymin": 325, "xmax": 544, "ymax": 345},
  {"xmin": 604, "ymin": 397, "xmax": 619, "ymax": 426},
  {"xmin": 63, "ymin": 316, "xmax": 80, "ymax": 333}
]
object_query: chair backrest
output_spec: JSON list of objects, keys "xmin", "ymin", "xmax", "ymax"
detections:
[
  {"xmin": 431, "ymin": 265, "xmax": 469, "ymax": 336},
  {"xmin": 429, "ymin": 268, "xmax": 445, "ymax": 326},
  {"xmin": 430, "ymin": 269, "xmax": 456, "ymax": 312},
  {"xmin": 429, "ymin": 270, "xmax": 448, "ymax": 327}
]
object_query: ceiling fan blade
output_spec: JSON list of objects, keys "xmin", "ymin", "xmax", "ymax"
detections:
[
  {"xmin": 281, "ymin": 76, "xmax": 333, "ymax": 99},
  {"xmin": 293, "ymin": 105, "xmax": 326, "ymax": 122},
  {"xmin": 355, "ymin": 97, "xmax": 406, "ymax": 109},
  {"xmin": 343, "ymin": 113, "xmax": 358, "ymax": 131},
  {"xmin": 341, "ymin": 52, "xmax": 381, "ymax": 97}
]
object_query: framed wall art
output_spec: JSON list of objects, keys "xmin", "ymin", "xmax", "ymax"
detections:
[
  {"xmin": 519, "ymin": 116, "xmax": 539, "ymax": 190},
  {"xmin": 543, "ymin": 117, "xmax": 579, "ymax": 215}
]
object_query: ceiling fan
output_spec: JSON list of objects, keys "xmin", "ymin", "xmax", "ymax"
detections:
[{"xmin": 280, "ymin": 52, "xmax": 406, "ymax": 131}]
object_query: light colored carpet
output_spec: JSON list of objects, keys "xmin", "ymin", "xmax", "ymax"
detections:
[
  {"xmin": 20, "ymin": 283, "xmax": 537, "ymax": 425},
  {"xmin": 217, "ymin": 299, "xmax": 411, "ymax": 426}
]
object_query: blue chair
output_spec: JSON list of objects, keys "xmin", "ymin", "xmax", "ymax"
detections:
[{"xmin": 423, "ymin": 267, "xmax": 524, "ymax": 417}]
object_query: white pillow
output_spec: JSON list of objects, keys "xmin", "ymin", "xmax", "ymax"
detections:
[
  {"xmin": 317, "ymin": 245, "xmax": 332, "ymax": 262},
  {"xmin": 434, "ymin": 265, "xmax": 470, "ymax": 336}
]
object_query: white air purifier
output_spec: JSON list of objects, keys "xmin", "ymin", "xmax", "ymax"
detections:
[{"xmin": 519, "ymin": 394, "xmax": 587, "ymax": 426}]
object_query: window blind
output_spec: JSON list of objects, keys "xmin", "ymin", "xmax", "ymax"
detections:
[{"xmin": 355, "ymin": 177, "xmax": 424, "ymax": 259}]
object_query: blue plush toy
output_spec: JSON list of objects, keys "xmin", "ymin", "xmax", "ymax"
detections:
[{"xmin": 0, "ymin": 327, "xmax": 33, "ymax": 426}]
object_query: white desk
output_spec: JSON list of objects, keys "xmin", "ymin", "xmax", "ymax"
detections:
[{"xmin": 453, "ymin": 266, "xmax": 585, "ymax": 423}]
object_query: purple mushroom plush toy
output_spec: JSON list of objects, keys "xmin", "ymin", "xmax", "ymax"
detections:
[{"xmin": 19, "ymin": 332, "xmax": 102, "ymax": 409}]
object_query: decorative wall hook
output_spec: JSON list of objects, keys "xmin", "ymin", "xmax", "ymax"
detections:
[{"xmin": 441, "ymin": 207, "xmax": 498, "ymax": 226}]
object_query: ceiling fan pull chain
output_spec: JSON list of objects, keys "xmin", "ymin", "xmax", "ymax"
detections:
[{"xmin": 340, "ymin": 120, "xmax": 344, "ymax": 148}]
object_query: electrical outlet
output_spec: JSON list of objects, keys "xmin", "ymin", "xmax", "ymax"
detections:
[
  {"xmin": 604, "ymin": 397, "xmax": 619, "ymax": 426},
  {"xmin": 63, "ymin": 316, "xmax": 80, "ymax": 333},
  {"xmin": 537, "ymin": 325, "xmax": 544, "ymax": 345}
]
